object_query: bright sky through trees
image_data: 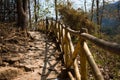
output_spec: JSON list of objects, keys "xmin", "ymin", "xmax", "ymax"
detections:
[
  {"xmin": 72, "ymin": 0, "xmax": 119, "ymax": 10},
  {"xmin": 35, "ymin": 0, "xmax": 119, "ymax": 18}
]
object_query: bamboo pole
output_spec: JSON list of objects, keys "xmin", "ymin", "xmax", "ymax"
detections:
[
  {"xmin": 54, "ymin": 22, "xmax": 57, "ymax": 36},
  {"xmin": 81, "ymin": 33, "xmax": 120, "ymax": 55},
  {"xmin": 68, "ymin": 71, "xmax": 75, "ymax": 80},
  {"xmin": 50, "ymin": 19, "xmax": 53, "ymax": 32},
  {"xmin": 66, "ymin": 32, "xmax": 74, "ymax": 59},
  {"xmin": 67, "ymin": 41, "xmax": 80, "ymax": 68},
  {"xmin": 58, "ymin": 23, "xmax": 61, "ymax": 43},
  {"xmin": 61, "ymin": 27, "xmax": 64, "ymax": 52},
  {"xmin": 56, "ymin": 23, "xmax": 59, "ymax": 42},
  {"xmin": 83, "ymin": 42, "xmax": 104, "ymax": 80},
  {"xmin": 64, "ymin": 31, "xmax": 70, "ymax": 67},
  {"xmin": 74, "ymin": 59, "xmax": 81, "ymax": 80},
  {"xmin": 79, "ymin": 39, "xmax": 87, "ymax": 80},
  {"xmin": 62, "ymin": 28, "xmax": 68, "ymax": 66},
  {"xmin": 64, "ymin": 42, "xmax": 68, "ymax": 67},
  {"xmin": 58, "ymin": 24, "xmax": 63, "ymax": 51},
  {"xmin": 65, "ymin": 33, "xmax": 81, "ymax": 80},
  {"xmin": 57, "ymin": 25, "xmax": 80, "ymax": 80}
]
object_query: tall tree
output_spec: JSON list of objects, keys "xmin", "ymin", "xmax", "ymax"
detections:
[
  {"xmin": 100, "ymin": 0, "xmax": 105, "ymax": 25},
  {"xmin": 67, "ymin": 0, "xmax": 72, "ymax": 8},
  {"xmin": 34, "ymin": 0, "xmax": 38, "ymax": 23},
  {"xmin": 17, "ymin": 0, "xmax": 28, "ymax": 30},
  {"xmin": 84, "ymin": 0, "xmax": 87, "ymax": 12},
  {"xmin": 117, "ymin": 1, "xmax": 120, "ymax": 20},
  {"xmin": 28, "ymin": 0, "xmax": 32, "ymax": 28},
  {"xmin": 90, "ymin": 0, "xmax": 95, "ymax": 21},
  {"xmin": 37, "ymin": 0, "xmax": 40, "ymax": 18},
  {"xmin": 67, "ymin": 0, "xmax": 69, "ymax": 5},
  {"xmin": 96, "ymin": 0, "xmax": 100, "ymax": 25},
  {"xmin": 55, "ymin": 0, "xmax": 58, "ymax": 21}
]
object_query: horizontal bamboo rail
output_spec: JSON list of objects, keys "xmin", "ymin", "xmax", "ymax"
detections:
[
  {"xmin": 80, "ymin": 33, "xmax": 120, "ymax": 55},
  {"xmin": 38, "ymin": 18, "xmax": 120, "ymax": 80}
]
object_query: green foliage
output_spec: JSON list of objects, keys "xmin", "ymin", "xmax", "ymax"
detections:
[
  {"xmin": 101, "ymin": 25, "xmax": 120, "ymax": 43},
  {"xmin": 113, "ymin": 34, "xmax": 120, "ymax": 44},
  {"xmin": 57, "ymin": 5, "xmax": 95, "ymax": 33}
]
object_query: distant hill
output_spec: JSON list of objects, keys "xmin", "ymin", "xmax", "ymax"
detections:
[
  {"xmin": 102, "ymin": 1, "xmax": 120, "ymax": 27},
  {"xmin": 101, "ymin": 1, "xmax": 120, "ymax": 28},
  {"xmin": 97, "ymin": 1, "xmax": 120, "ymax": 35}
]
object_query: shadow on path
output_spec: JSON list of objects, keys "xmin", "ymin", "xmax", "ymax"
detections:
[{"xmin": 41, "ymin": 34, "xmax": 62, "ymax": 80}]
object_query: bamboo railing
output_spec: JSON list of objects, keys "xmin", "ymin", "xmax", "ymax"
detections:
[{"xmin": 38, "ymin": 18, "xmax": 120, "ymax": 80}]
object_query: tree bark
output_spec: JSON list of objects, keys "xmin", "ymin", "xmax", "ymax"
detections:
[
  {"xmin": 34, "ymin": 0, "xmax": 37, "ymax": 23},
  {"xmin": 117, "ymin": 1, "xmax": 120, "ymax": 20},
  {"xmin": 17, "ymin": 0, "xmax": 28, "ymax": 30},
  {"xmin": 100, "ymin": 0, "xmax": 105, "ymax": 25},
  {"xmin": 96, "ymin": 0, "xmax": 100, "ymax": 25},
  {"xmin": 55, "ymin": 0, "xmax": 58, "ymax": 21},
  {"xmin": 91, "ymin": 0, "xmax": 94, "ymax": 21},
  {"xmin": 28, "ymin": 0, "xmax": 32, "ymax": 28},
  {"xmin": 84, "ymin": 0, "xmax": 87, "ymax": 12}
]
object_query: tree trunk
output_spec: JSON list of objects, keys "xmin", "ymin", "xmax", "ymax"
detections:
[
  {"xmin": 96, "ymin": 0, "xmax": 100, "ymax": 25},
  {"xmin": 118, "ymin": 1, "xmax": 120, "ymax": 20},
  {"xmin": 37, "ymin": 0, "xmax": 40, "ymax": 18},
  {"xmin": 84, "ymin": 0, "xmax": 87, "ymax": 12},
  {"xmin": 96, "ymin": 0, "xmax": 101, "ymax": 36},
  {"xmin": 28, "ymin": 0, "xmax": 32, "ymax": 28},
  {"xmin": 100, "ymin": 0, "xmax": 105, "ymax": 25},
  {"xmin": 55, "ymin": 0, "xmax": 58, "ymax": 21},
  {"xmin": 17, "ymin": 0, "xmax": 28, "ymax": 30},
  {"xmin": 91, "ymin": 0, "xmax": 94, "ymax": 21},
  {"xmin": 34, "ymin": 0, "xmax": 37, "ymax": 23},
  {"xmin": 17, "ymin": 0, "xmax": 22, "ymax": 27}
]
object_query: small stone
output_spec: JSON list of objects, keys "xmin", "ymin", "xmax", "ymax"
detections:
[
  {"xmin": 38, "ymin": 72, "xmax": 41, "ymax": 75},
  {"xmin": 2, "ymin": 62, "xmax": 9, "ymax": 66},
  {"xmin": 24, "ymin": 66, "xmax": 33, "ymax": 72}
]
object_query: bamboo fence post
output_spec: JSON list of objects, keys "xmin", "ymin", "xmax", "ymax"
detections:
[
  {"xmin": 79, "ymin": 39, "xmax": 87, "ymax": 80},
  {"xmin": 67, "ymin": 40, "xmax": 80, "ymax": 68},
  {"xmin": 83, "ymin": 42, "xmax": 104, "ymax": 80},
  {"xmin": 54, "ymin": 20, "xmax": 56, "ymax": 35},
  {"xmin": 56, "ymin": 23, "xmax": 60, "ymax": 42},
  {"xmin": 58, "ymin": 24, "xmax": 63, "ymax": 51},
  {"xmin": 74, "ymin": 60, "xmax": 81, "ymax": 80},
  {"xmin": 58, "ymin": 23, "xmax": 61, "ymax": 43},
  {"xmin": 65, "ymin": 32, "xmax": 81, "ymax": 68},
  {"xmin": 41, "ymin": 21, "xmax": 42, "ymax": 30},
  {"xmin": 64, "ymin": 30, "xmax": 69, "ymax": 67},
  {"xmin": 65, "ymin": 30, "xmax": 81, "ymax": 80},
  {"xmin": 68, "ymin": 71, "xmax": 75, "ymax": 80},
  {"xmin": 61, "ymin": 26, "xmax": 64, "ymax": 52},
  {"xmin": 46, "ymin": 17, "xmax": 49, "ymax": 33},
  {"xmin": 43, "ymin": 20, "xmax": 45, "ymax": 31},
  {"xmin": 55, "ymin": 21, "xmax": 58, "ymax": 37},
  {"xmin": 50, "ymin": 18, "xmax": 53, "ymax": 32},
  {"xmin": 49, "ymin": 20, "xmax": 51, "ymax": 32},
  {"xmin": 79, "ymin": 28, "xmax": 88, "ymax": 80},
  {"xmin": 61, "ymin": 28, "xmax": 67, "ymax": 65},
  {"xmin": 42, "ymin": 20, "xmax": 44, "ymax": 30},
  {"xmin": 66, "ymin": 32, "xmax": 73, "ymax": 59},
  {"xmin": 42, "ymin": 20, "xmax": 44, "ymax": 31},
  {"xmin": 52, "ymin": 20, "xmax": 54, "ymax": 32},
  {"xmin": 54, "ymin": 22, "xmax": 57, "ymax": 36}
]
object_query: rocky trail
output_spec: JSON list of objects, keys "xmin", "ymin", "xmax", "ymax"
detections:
[{"xmin": 0, "ymin": 31, "xmax": 64, "ymax": 80}]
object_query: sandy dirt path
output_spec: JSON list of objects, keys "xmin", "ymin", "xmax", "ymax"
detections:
[{"xmin": 12, "ymin": 31, "xmax": 62, "ymax": 80}]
